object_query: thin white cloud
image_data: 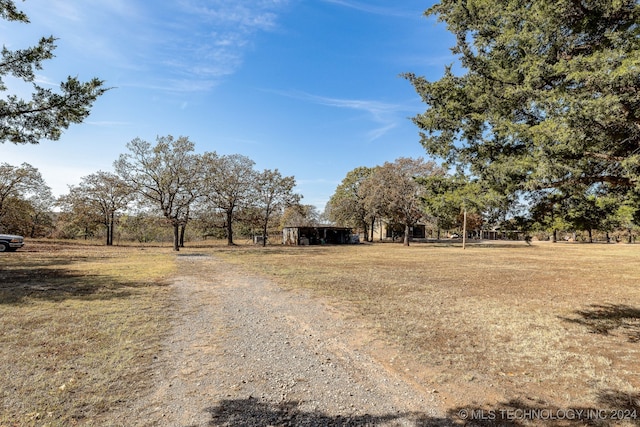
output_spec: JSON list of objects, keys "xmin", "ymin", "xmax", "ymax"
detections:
[
  {"xmin": 33, "ymin": 75, "xmax": 57, "ymax": 87},
  {"xmin": 367, "ymin": 122, "xmax": 397, "ymax": 141},
  {"xmin": 134, "ymin": 1, "xmax": 292, "ymax": 92},
  {"xmin": 321, "ymin": 0, "xmax": 414, "ymax": 17},
  {"xmin": 115, "ymin": 79, "xmax": 219, "ymax": 94},
  {"xmin": 48, "ymin": 0, "xmax": 139, "ymax": 22},
  {"xmin": 271, "ymin": 90, "xmax": 412, "ymax": 141},
  {"xmin": 86, "ymin": 121, "xmax": 132, "ymax": 127},
  {"xmin": 278, "ymin": 90, "xmax": 411, "ymax": 115},
  {"xmin": 180, "ymin": 1, "xmax": 282, "ymax": 30},
  {"xmin": 17, "ymin": 1, "xmax": 291, "ymax": 94},
  {"xmin": 296, "ymin": 178, "xmax": 341, "ymax": 185}
]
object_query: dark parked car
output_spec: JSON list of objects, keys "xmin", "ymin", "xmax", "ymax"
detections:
[{"xmin": 0, "ymin": 234, "xmax": 24, "ymax": 252}]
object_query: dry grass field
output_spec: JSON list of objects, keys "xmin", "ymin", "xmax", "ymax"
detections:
[
  {"xmin": 215, "ymin": 241, "xmax": 640, "ymax": 422},
  {"xmin": 2, "ymin": 239, "xmax": 639, "ymax": 425},
  {"xmin": 0, "ymin": 241, "xmax": 175, "ymax": 426}
]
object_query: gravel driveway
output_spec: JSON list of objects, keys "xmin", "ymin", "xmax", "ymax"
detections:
[{"xmin": 113, "ymin": 254, "xmax": 448, "ymax": 426}]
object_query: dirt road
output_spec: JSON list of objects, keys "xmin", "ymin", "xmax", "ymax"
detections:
[{"xmin": 112, "ymin": 254, "xmax": 449, "ymax": 426}]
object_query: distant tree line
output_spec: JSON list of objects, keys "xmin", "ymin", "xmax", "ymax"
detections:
[
  {"xmin": 0, "ymin": 135, "xmax": 313, "ymax": 250},
  {"xmin": 325, "ymin": 157, "xmax": 640, "ymax": 245},
  {"xmin": 4, "ymin": 0, "xmax": 639, "ymax": 247},
  {"xmin": 325, "ymin": 0, "xmax": 640, "ymax": 245},
  {"xmin": 0, "ymin": 2, "xmax": 314, "ymax": 250},
  {"xmin": 325, "ymin": 157, "xmax": 446, "ymax": 246},
  {"xmin": 394, "ymin": 0, "xmax": 640, "ymax": 244}
]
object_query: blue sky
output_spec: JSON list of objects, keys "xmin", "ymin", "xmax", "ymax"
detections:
[{"xmin": 2, "ymin": 0, "xmax": 456, "ymax": 210}]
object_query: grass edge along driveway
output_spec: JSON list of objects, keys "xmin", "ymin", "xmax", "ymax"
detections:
[{"xmin": 0, "ymin": 242, "xmax": 175, "ymax": 426}]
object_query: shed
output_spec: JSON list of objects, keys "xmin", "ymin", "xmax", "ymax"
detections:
[{"xmin": 282, "ymin": 226, "xmax": 355, "ymax": 245}]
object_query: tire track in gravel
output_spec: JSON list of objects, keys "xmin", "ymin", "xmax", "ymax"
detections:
[{"xmin": 113, "ymin": 254, "xmax": 450, "ymax": 426}]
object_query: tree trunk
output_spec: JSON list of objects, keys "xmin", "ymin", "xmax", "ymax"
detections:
[
  {"xmin": 370, "ymin": 218, "xmax": 375, "ymax": 242},
  {"xmin": 226, "ymin": 210, "xmax": 234, "ymax": 246},
  {"xmin": 588, "ymin": 228, "xmax": 593, "ymax": 243},
  {"xmin": 403, "ymin": 224, "xmax": 410, "ymax": 246},
  {"xmin": 552, "ymin": 229, "xmax": 557, "ymax": 243},
  {"xmin": 262, "ymin": 221, "xmax": 268, "ymax": 247},
  {"xmin": 107, "ymin": 211, "xmax": 114, "ymax": 246},
  {"xmin": 179, "ymin": 224, "xmax": 186, "ymax": 247},
  {"xmin": 173, "ymin": 223, "xmax": 180, "ymax": 251}
]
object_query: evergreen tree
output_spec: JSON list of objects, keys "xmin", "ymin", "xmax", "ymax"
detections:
[
  {"xmin": 405, "ymin": 0, "xmax": 640, "ymax": 204},
  {"xmin": 1, "ymin": 0, "xmax": 107, "ymax": 144}
]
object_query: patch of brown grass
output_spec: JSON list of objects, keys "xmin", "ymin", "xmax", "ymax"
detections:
[
  {"xmin": 215, "ymin": 241, "xmax": 640, "ymax": 415},
  {"xmin": 0, "ymin": 241, "xmax": 175, "ymax": 426}
]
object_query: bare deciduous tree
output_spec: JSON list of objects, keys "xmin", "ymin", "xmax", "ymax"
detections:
[
  {"xmin": 114, "ymin": 135, "xmax": 203, "ymax": 251},
  {"xmin": 254, "ymin": 169, "xmax": 299, "ymax": 246},
  {"xmin": 0, "ymin": 162, "xmax": 50, "ymax": 233},
  {"xmin": 59, "ymin": 171, "xmax": 132, "ymax": 245},
  {"xmin": 362, "ymin": 157, "xmax": 443, "ymax": 246},
  {"xmin": 201, "ymin": 153, "xmax": 256, "ymax": 246}
]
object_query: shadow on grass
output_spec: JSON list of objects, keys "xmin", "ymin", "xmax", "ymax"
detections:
[
  {"xmin": 561, "ymin": 304, "xmax": 640, "ymax": 343},
  {"xmin": 0, "ymin": 257, "xmax": 138, "ymax": 304},
  {"xmin": 205, "ymin": 397, "xmax": 456, "ymax": 426},
  {"xmin": 206, "ymin": 392, "xmax": 640, "ymax": 426}
]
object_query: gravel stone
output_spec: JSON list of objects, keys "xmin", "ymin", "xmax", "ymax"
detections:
[{"xmin": 111, "ymin": 255, "xmax": 445, "ymax": 426}]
